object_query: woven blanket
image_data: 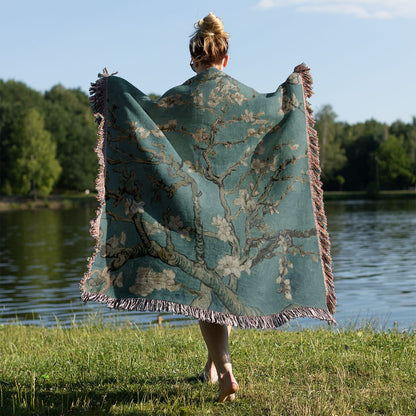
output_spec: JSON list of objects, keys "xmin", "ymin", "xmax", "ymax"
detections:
[{"xmin": 80, "ymin": 64, "xmax": 336, "ymax": 328}]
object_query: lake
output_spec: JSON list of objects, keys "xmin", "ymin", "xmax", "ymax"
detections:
[{"xmin": 0, "ymin": 198, "xmax": 415, "ymax": 330}]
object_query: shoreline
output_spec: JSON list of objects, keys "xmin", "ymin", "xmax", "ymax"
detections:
[
  {"xmin": 0, "ymin": 190, "xmax": 415, "ymax": 212},
  {"xmin": 323, "ymin": 190, "xmax": 416, "ymax": 201},
  {"xmin": 0, "ymin": 194, "xmax": 98, "ymax": 211}
]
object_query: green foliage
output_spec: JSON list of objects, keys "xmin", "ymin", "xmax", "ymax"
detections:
[
  {"xmin": 148, "ymin": 93, "xmax": 161, "ymax": 101},
  {"xmin": 0, "ymin": 80, "xmax": 45, "ymax": 194},
  {"xmin": 8, "ymin": 109, "xmax": 61, "ymax": 197},
  {"xmin": 314, "ymin": 105, "xmax": 416, "ymax": 191},
  {"xmin": 315, "ymin": 105, "xmax": 347, "ymax": 184},
  {"xmin": 44, "ymin": 85, "xmax": 97, "ymax": 191},
  {"xmin": 377, "ymin": 135, "xmax": 415, "ymax": 189},
  {"xmin": 0, "ymin": 80, "xmax": 96, "ymax": 196},
  {"xmin": 343, "ymin": 119, "xmax": 388, "ymax": 191},
  {"xmin": 0, "ymin": 323, "xmax": 415, "ymax": 415}
]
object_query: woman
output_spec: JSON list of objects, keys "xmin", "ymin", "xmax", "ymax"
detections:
[
  {"xmin": 81, "ymin": 12, "xmax": 336, "ymax": 405},
  {"xmin": 189, "ymin": 13, "xmax": 239, "ymax": 403}
]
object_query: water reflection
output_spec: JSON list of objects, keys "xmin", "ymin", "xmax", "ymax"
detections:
[
  {"xmin": 0, "ymin": 199, "xmax": 415, "ymax": 329},
  {"xmin": 325, "ymin": 199, "xmax": 416, "ymax": 329},
  {"xmin": 0, "ymin": 206, "xmax": 191, "ymax": 327}
]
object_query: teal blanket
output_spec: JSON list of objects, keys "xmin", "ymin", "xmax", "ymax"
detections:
[{"xmin": 80, "ymin": 64, "xmax": 336, "ymax": 328}]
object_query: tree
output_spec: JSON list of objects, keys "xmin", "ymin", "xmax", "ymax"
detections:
[
  {"xmin": 376, "ymin": 135, "xmax": 415, "ymax": 189},
  {"xmin": 341, "ymin": 119, "xmax": 387, "ymax": 191},
  {"xmin": 148, "ymin": 93, "xmax": 160, "ymax": 101},
  {"xmin": 0, "ymin": 80, "xmax": 45, "ymax": 194},
  {"xmin": 314, "ymin": 105, "xmax": 347, "ymax": 188},
  {"xmin": 44, "ymin": 85, "xmax": 97, "ymax": 191},
  {"xmin": 9, "ymin": 109, "xmax": 61, "ymax": 197},
  {"xmin": 389, "ymin": 118, "xmax": 416, "ymax": 181}
]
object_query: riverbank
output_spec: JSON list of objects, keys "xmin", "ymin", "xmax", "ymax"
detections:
[
  {"xmin": 1, "ymin": 190, "xmax": 415, "ymax": 211},
  {"xmin": 1, "ymin": 323, "xmax": 414, "ymax": 415},
  {"xmin": 0, "ymin": 194, "xmax": 97, "ymax": 211},
  {"xmin": 323, "ymin": 190, "xmax": 416, "ymax": 201}
]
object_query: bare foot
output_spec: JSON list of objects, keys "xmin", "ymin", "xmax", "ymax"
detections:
[
  {"xmin": 200, "ymin": 358, "xmax": 218, "ymax": 384},
  {"xmin": 215, "ymin": 372, "xmax": 239, "ymax": 403}
]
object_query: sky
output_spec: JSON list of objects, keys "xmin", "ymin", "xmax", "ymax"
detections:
[{"xmin": 2, "ymin": 0, "xmax": 416, "ymax": 124}]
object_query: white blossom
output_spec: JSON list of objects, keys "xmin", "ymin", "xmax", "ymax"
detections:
[
  {"xmin": 192, "ymin": 128, "xmax": 210, "ymax": 143},
  {"xmin": 247, "ymin": 127, "xmax": 261, "ymax": 138},
  {"xmin": 233, "ymin": 189, "xmax": 256, "ymax": 213},
  {"xmin": 241, "ymin": 259, "xmax": 252, "ymax": 275},
  {"xmin": 251, "ymin": 158, "xmax": 266, "ymax": 174},
  {"xmin": 129, "ymin": 268, "xmax": 179, "ymax": 296},
  {"xmin": 233, "ymin": 92, "xmax": 246, "ymax": 106},
  {"xmin": 249, "ymin": 182, "xmax": 259, "ymax": 197},
  {"xmin": 124, "ymin": 198, "xmax": 145, "ymax": 216},
  {"xmin": 208, "ymin": 90, "xmax": 223, "ymax": 107},
  {"xmin": 283, "ymin": 278, "xmax": 292, "ymax": 300},
  {"xmin": 157, "ymin": 95, "xmax": 183, "ymax": 108},
  {"xmin": 136, "ymin": 126, "xmax": 151, "ymax": 139},
  {"xmin": 281, "ymin": 93, "xmax": 300, "ymax": 114},
  {"xmin": 106, "ymin": 231, "xmax": 126, "ymax": 249},
  {"xmin": 179, "ymin": 229, "xmax": 191, "ymax": 241},
  {"xmin": 144, "ymin": 220, "xmax": 166, "ymax": 236},
  {"xmin": 184, "ymin": 160, "xmax": 196, "ymax": 173},
  {"xmin": 193, "ymin": 92, "xmax": 204, "ymax": 106},
  {"xmin": 151, "ymin": 128, "xmax": 164, "ymax": 138},
  {"xmin": 211, "ymin": 215, "xmax": 233, "ymax": 242},
  {"xmin": 241, "ymin": 109, "xmax": 255, "ymax": 123},
  {"xmin": 216, "ymin": 256, "xmax": 251, "ymax": 278},
  {"xmin": 216, "ymin": 255, "xmax": 243, "ymax": 277},
  {"xmin": 269, "ymin": 155, "xmax": 278, "ymax": 172}
]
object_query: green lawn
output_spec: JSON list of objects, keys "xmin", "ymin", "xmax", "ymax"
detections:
[{"xmin": 0, "ymin": 320, "xmax": 415, "ymax": 415}]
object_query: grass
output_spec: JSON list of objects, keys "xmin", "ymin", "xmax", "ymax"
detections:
[{"xmin": 0, "ymin": 320, "xmax": 415, "ymax": 416}]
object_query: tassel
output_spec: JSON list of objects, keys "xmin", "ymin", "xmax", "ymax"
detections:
[{"xmin": 295, "ymin": 63, "xmax": 336, "ymax": 315}]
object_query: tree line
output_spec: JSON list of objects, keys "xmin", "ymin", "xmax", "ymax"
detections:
[
  {"xmin": 315, "ymin": 105, "xmax": 416, "ymax": 192},
  {"xmin": 0, "ymin": 80, "xmax": 415, "ymax": 197},
  {"xmin": 0, "ymin": 80, "xmax": 97, "ymax": 198}
]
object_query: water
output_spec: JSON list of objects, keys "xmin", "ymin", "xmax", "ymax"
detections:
[
  {"xmin": 0, "ymin": 199, "xmax": 415, "ymax": 330},
  {"xmin": 325, "ymin": 198, "xmax": 416, "ymax": 330}
]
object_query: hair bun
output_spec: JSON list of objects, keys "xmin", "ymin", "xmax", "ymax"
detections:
[{"xmin": 197, "ymin": 12, "xmax": 227, "ymax": 37}]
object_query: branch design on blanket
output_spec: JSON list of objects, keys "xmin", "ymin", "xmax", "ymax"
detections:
[{"xmin": 81, "ymin": 65, "xmax": 336, "ymax": 328}]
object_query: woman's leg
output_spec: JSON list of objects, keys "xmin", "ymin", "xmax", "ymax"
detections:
[
  {"xmin": 201, "ymin": 325, "xmax": 231, "ymax": 384},
  {"xmin": 202, "ymin": 351, "xmax": 218, "ymax": 384},
  {"xmin": 199, "ymin": 321, "xmax": 239, "ymax": 402}
]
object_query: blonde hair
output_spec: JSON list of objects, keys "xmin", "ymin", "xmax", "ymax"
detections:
[{"xmin": 189, "ymin": 13, "xmax": 229, "ymax": 66}]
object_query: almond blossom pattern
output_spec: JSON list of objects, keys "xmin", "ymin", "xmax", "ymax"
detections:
[
  {"xmin": 211, "ymin": 215, "xmax": 233, "ymax": 242},
  {"xmin": 216, "ymin": 255, "xmax": 251, "ymax": 278},
  {"xmin": 81, "ymin": 65, "xmax": 334, "ymax": 324},
  {"xmin": 233, "ymin": 189, "xmax": 256, "ymax": 214},
  {"xmin": 129, "ymin": 268, "xmax": 179, "ymax": 296}
]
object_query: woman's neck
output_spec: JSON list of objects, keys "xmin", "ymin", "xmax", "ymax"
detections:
[{"xmin": 195, "ymin": 63, "xmax": 223, "ymax": 74}]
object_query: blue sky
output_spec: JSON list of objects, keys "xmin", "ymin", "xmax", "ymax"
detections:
[{"xmin": 2, "ymin": 0, "xmax": 415, "ymax": 124}]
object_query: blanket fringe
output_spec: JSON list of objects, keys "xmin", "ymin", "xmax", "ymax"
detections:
[
  {"xmin": 81, "ymin": 291, "xmax": 337, "ymax": 328},
  {"xmin": 79, "ymin": 69, "xmax": 112, "ymax": 290},
  {"xmin": 294, "ymin": 63, "xmax": 336, "ymax": 315}
]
